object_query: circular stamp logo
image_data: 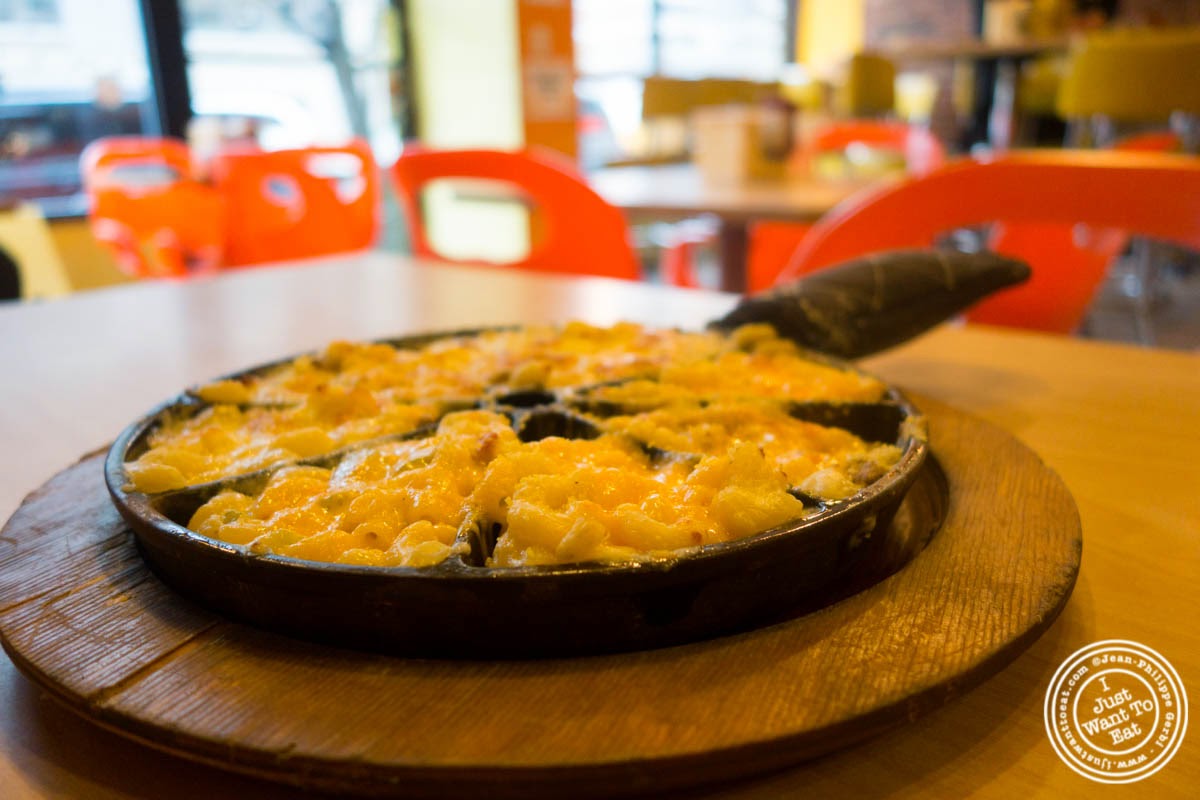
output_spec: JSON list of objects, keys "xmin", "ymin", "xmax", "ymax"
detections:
[{"xmin": 1044, "ymin": 640, "xmax": 1188, "ymax": 783}]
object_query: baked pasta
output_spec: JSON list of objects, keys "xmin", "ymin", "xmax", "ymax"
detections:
[{"xmin": 126, "ymin": 323, "xmax": 909, "ymax": 568}]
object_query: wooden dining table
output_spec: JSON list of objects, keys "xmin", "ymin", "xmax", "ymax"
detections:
[
  {"xmin": 0, "ymin": 253, "xmax": 1196, "ymax": 799},
  {"xmin": 880, "ymin": 37, "xmax": 1071, "ymax": 151},
  {"xmin": 589, "ymin": 163, "xmax": 877, "ymax": 292}
]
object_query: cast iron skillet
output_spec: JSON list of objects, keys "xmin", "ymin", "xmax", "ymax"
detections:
[{"xmin": 104, "ymin": 250, "xmax": 1030, "ymax": 657}]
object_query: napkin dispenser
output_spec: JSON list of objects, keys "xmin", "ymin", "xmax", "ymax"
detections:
[{"xmin": 691, "ymin": 104, "xmax": 791, "ymax": 183}]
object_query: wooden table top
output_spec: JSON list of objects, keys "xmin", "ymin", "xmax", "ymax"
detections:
[
  {"xmin": 589, "ymin": 162, "xmax": 875, "ymax": 223},
  {"xmin": 1, "ymin": 253, "xmax": 1197, "ymax": 799}
]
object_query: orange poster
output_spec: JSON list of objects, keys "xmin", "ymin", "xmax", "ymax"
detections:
[{"xmin": 516, "ymin": 0, "xmax": 577, "ymax": 158}]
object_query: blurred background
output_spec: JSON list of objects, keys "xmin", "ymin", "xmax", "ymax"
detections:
[{"xmin": 2, "ymin": 0, "xmax": 1198, "ymax": 347}]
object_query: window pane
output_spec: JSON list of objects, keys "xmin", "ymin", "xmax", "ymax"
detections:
[
  {"xmin": 181, "ymin": 0, "xmax": 402, "ymax": 165},
  {"xmin": 573, "ymin": 0, "xmax": 789, "ymax": 167},
  {"xmin": 0, "ymin": 0, "xmax": 161, "ymax": 216},
  {"xmin": 657, "ymin": 1, "xmax": 787, "ymax": 80},
  {"xmin": 573, "ymin": 0, "xmax": 654, "ymax": 76}
]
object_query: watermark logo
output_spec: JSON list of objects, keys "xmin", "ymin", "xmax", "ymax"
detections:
[{"xmin": 1044, "ymin": 640, "xmax": 1188, "ymax": 783}]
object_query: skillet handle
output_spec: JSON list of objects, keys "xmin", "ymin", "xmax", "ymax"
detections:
[{"xmin": 711, "ymin": 249, "xmax": 1031, "ymax": 359}]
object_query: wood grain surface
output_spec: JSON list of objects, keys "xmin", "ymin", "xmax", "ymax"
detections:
[{"xmin": 0, "ymin": 397, "xmax": 1081, "ymax": 798}]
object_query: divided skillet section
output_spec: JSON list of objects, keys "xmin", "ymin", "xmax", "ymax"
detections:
[{"xmin": 105, "ymin": 326, "xmax": 928, "ymax": 657}]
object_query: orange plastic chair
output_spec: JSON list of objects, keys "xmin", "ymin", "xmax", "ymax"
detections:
[
  {"xmin": 746, "ymin": 220, "xmax": 815, "ymax": 293},
  {"xmin": 81, "ymin": 136, "xmax": 193, "ymax": 182},
  {"xmin": 798, "ymin": 120, "xmax": 946, "ymax": 177},
  {"xmin": 737, "ymin": 121, "xmax": 947, "ymax": 293},
  {"xmin": 391, "ymin": 147, "xmax": 641, "ymax": 281},
  {"xmin": 210, "ymin": 139, "xmax": 380, "ymax": 267},
  {"xmin": 80, "ymin": 137, "xmax": 225, "ymax": 278},
  {"xmin": 982, "ymin": 129, "xmax": 1182, "ymax": 333},
  {"xmin": 776, "ymin": 150, "xmax": 1200, "ymax": 334},
  {"xmin": 657, "ymin": 216, "xmax": 720, "ymax": 289},
  {"xmin": 1114, "ymin": 130, "xmax": 1182, "ymax": 153}
]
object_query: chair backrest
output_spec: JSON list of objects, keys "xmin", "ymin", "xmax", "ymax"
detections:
[
  {"xmin": 1113, "ymin": 130, "xmax": 1182, "ymax": 153},
  {"xmin": 837, "ymin": 53, "xmax": 895, "ymax": 117},
  {"xmin": 210, "ymin": 139, "xmax": 380, "ymax": 267},
  {"xmin": 391, "ymin": 147, "xmax": 641, "ymax": 281},
  {"xmin": 80, "ymin": 136, "xmax": 194, "ymax": 188},
  {"xmin": 741, "ymin": 121, "xmax": 946, "ymax": 295},
  {"xmin": 1057, "ymin": 27, "xmax": 1200, "ymax": 124},
  {"xmin": 981, "ymin": 129, "xmax": 1182, "ymax": 330},
  {"xmin": 777, "ymin": 150, "xmax": 1200, "ymax": 333},
  {"xmin": 802, "ymin": 119, "xmax": 946, "ymax": 176},
  {"xmin": 79, "ymin": 136, "xmax": 224, "ymax": 279}
]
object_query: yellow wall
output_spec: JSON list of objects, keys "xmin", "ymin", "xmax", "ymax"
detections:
[
  {"xmin": 798, "ymin": 0, "xmax": 864, "ymax": 76},
  {"xmin": 409, "ymin": 0, "xmax": 524, "ymax": 149},
  {"xmin": 406, "ymin": 0, "xmax": 537, "ymax": 263}
]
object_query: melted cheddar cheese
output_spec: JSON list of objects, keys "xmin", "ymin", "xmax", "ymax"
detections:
[
  {"xmin": 605, "ymin": 401, "xmax": 902, "ymax": 500},
  {"xmin": 188, "ymin": 410, "xmax": 820, "ymax": 568},
  {"xmin": 188, "ymin": 411, "xmax": 517, "ymax": 567},
  {"xmin": 138, "ymin": 323, "xmax": 905, "ymax": 568},
  {"xmin": 126, "ymin": 391, "xmax": 442, "ymax": 493}
]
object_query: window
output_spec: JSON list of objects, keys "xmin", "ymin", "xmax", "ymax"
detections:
[
  {"xmin": 179, "ymin": 0, "xmax": 403, "ymax": 165},
  {"xmin": 0, "ymin": 0, "xmax": 161, "ymax": 216},
  {"xmin": 0, "ymin": 0, "xmax": 59, "ymax": 23},
  {"xmin": 573, "ymin": 0, "xmax": 791, "ymax": 166}
]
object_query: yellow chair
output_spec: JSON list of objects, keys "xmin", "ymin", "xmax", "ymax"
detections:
[
  {"xmin": 637, "ymin": 77, "xmax": 782, "ymax": 161},
  {"xmin": 1018, "ymin": 55, "xmax": 1066, "ymax": 117},
  {"xmin": 1057, "ymin": 26, "xmax": 1200, "ymax": 145},
  {"xmin": 1055, "ymin": 27, "xmax": 1200, "ymax": 342},
  {"xmin": 0, "ymin": 203, "xmax": 71, "ymax": 301},
  {"xmin": 778, "ymin": 66, "xmax": 830, "ymax": 113},
  {"xmin": 836, "ymin": 53, "xmax": 895, "ymax": 118}
]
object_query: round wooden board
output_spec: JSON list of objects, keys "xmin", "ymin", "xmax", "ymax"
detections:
[{"xmin": 0, "ymin": 397, "xmax": 1081, "ymax": 798}]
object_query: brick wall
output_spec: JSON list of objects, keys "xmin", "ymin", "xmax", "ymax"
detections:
[
  {"xmin": 861, "ymin": 0, "xmax": 1200, "ymax": 150},
  {"xmin": 863, "ymin": 0, "xmax": 1200, "ymax": 46},
  {"xmin": 1116, "ymin": 0, "xmax": 1200, "ymax": 25},
  {"xmin": 863, "ymin": 0, "xmax": 976, "ymax": 150},
  {"xmin": 863, "ymin": 0, "xmax": 975, "ymax": 47}
]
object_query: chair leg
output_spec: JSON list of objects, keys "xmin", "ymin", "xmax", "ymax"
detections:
[
  {"xmin": 1170, "ymin": 111, "xmax": 1200, "ymax": 153},
  {"xmin": 660, "ymin": 238, "xmax": 701, "ymax": 288},
  {"xmin": 1127, "ymin": 238, "xmax": 1159, "ymax": 346},
  {"xmin": 658, "ymin": 217, "xmax": 720, "ymax": 289}
]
